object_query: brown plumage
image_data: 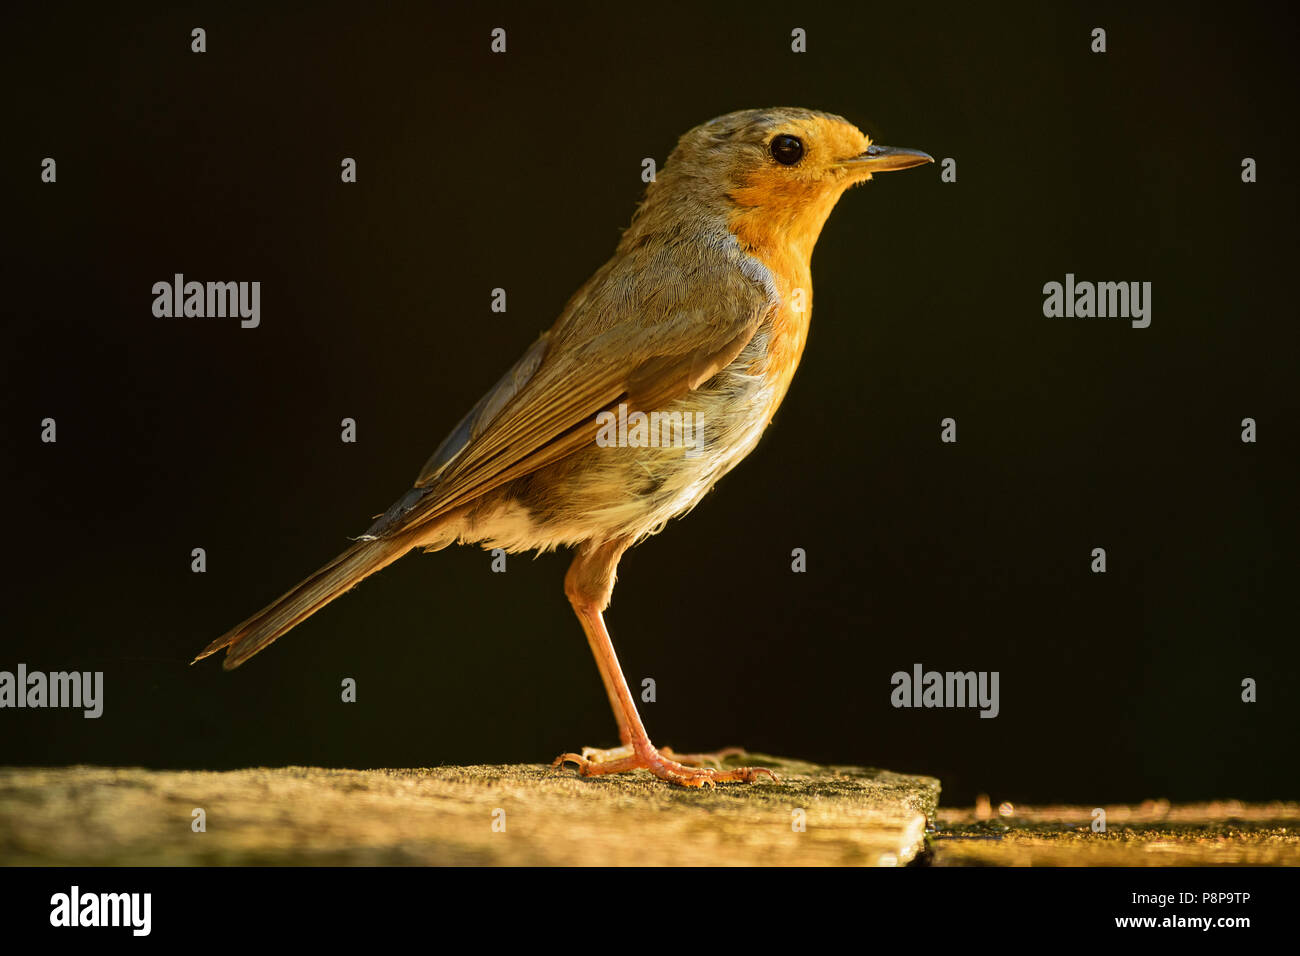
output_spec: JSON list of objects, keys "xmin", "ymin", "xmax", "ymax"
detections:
[{"xmin": 194, "ymin": 107, "xmax": 931, "ymax": 786}]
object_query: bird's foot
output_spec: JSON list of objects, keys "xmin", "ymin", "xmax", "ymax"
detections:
[
  {"xmin": 575, "ymin": 743, "xmax": 635, "ymax": 764},
  {"xmin": 552, "ymin": 742, "xmax": 776, "ymax": 788},
  {"xmin": 572, "ymin": 743, "xmax": 744, "ymax": 768},
  {"xmin": 659, "ymin": 745, "xmax": 748, "ymax": 769}
]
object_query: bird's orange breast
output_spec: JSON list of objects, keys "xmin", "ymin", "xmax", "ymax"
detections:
[{"xmin": 726, "ymin": 211, "xmax": 819, "ymax": 423}]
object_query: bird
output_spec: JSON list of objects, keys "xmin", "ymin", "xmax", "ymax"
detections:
[{"xmin": 193, "ymin": 107, "xmax": 932, "ymax": 787}]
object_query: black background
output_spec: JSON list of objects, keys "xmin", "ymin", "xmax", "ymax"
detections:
[{"xmin": 3, "ymin": 1, "xmax": 1297, "ymax": 807}]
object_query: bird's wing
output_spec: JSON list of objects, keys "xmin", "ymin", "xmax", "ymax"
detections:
[
  {"xmin": 415, "ymin": 332, "xmax": 550, "ymax": 488},
  {"xmin": 363, "ymin": 256, "xmax": 774, "ymax": 539}
]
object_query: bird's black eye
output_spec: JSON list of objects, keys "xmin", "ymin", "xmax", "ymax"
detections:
[{"xmin": 770, "ymin": 134, "xmax": 804, "ymax": 166}]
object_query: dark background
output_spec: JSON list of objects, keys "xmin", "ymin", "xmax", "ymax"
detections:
[{"xmin": 3, "ymin": 1, "xmax": 1296, "ymax": 807}]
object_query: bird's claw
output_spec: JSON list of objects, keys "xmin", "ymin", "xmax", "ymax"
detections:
[{"xmin": 552, "ymin": 744, "xmax": 777, "ymax": 787}]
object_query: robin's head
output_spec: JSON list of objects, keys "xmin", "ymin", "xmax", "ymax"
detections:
[{"xmin": 639, "ymin": 107, "xmax": 931, "ymax": 259}]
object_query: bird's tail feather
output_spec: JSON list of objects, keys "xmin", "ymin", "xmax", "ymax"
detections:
[{"xmin": 193, "ymin": 531, "xmax": 420, "ymax": 670}]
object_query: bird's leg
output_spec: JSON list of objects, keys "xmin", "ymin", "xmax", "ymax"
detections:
[
  {"xmin": 552, "ymin": 538, "xmax": 776, "ymax": 787},
  {"xmin": 562, "ymin": 539, "xmax": 634, "ymax": 767}
]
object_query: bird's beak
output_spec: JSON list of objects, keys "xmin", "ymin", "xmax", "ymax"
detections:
[{"xmin": 839, "ymin": 144, "xmax": 934, "ymax": 173}]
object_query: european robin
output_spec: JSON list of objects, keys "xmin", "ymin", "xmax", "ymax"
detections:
[{"xmin": 194, "ymin": 107, "xmax": 932, "ymax": 786}]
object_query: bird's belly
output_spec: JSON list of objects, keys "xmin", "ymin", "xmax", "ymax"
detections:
[{"xmin": 462, "ymin": 325, "xmax": 792, "ymax": 553}]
